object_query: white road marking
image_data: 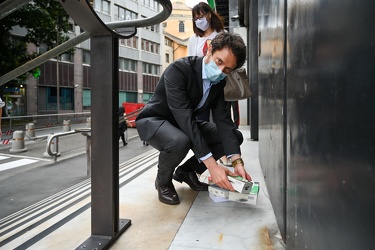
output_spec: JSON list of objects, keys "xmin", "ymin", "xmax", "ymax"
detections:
[{"xmin": 0, "ymin": 159, "xmax": 39, "ymax": 171}]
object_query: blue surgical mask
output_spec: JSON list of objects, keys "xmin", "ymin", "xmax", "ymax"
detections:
[
  {"xmin": 204, "ymin": 59, "xmax": 227, "ymax": 83},
  {"xmin": 195, "ymin": 17, "xmax": 210, "ymax": 31}
]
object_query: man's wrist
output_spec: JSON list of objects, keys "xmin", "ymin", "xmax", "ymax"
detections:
[
  {"xmin": 229, "ymin": 154, "xmax": 241, "ymax": 165},
  {"xmin": 231, "ymin": 158, "xmax": 244, "ymax": 168}
]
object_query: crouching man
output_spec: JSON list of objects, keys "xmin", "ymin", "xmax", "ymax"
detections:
[{"xmin": 136, "ymin": 33, "xmax": 252, "ymax": 205}]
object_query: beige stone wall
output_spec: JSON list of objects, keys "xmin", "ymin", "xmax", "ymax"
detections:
[{"xmin": 163, "ymin": 1, "xmax": 194, "ymax": 61}]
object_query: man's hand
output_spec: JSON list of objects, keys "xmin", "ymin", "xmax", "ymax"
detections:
[
  {"xmin": 234, "ymin": 165, "xmax": 252, "ymax": 181},
  {"xmin": 231, "ymin": 155, "xmax": 252, "ymax": 181},
  {"xmin": 203, "ymin": 157, "xmax": 236, "ymax": 191}
]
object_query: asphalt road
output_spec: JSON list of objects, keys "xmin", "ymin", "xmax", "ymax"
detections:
[{"xmin": 0, "ymin": 126, "xmax": 152, "ymax": 219}]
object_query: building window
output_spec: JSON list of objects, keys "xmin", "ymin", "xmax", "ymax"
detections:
[
  {"xmin": 141, "ymin": 15, "xmax": 159, "ymax": 33},
  {"xmin": 120, "ymin": 36, "xmax": 138, "ymax": 49},
  {"xmin": 179, "ymin": 21, "xmax": 185, "ymax": 32},
  {"xmin": 165, "ymin": 38, "xmax": 173, "ymax": 47},
  {"xmin": 141, "ymin": 0, "xmax": 159, "ymax": 11},
  {"xmin": 119, "ymin": 58, "xmax": 137, "ymax": 72},
  {"xmin": 143, "ymin": 62, "xmax": 160, "ymax": 76},
  {"xmin": 114, "ymin": 5, "xmax": 137, "ymax": 21},
  {"xmin": 94, "ymin": 0, "xmax": 101, "ymax": 10},
  {"xmin": 165, "ymin": 53, "xmax": 169, "ymax": 63},
  {"xmin": 43, "ymin": 87, "xmax": 74, "ymax": 110},
  {"xmin": 145, "ymin": 40, "xmax": 150, "ymax": 51},
  {"xmin": 61, "ymin": 53, "xmax": 73, "ymax": 63},
  {"xmin": 102, "ymin": 0, "xmax": 110, "ymax": 15},
  {"xmin": 94, "ymin": 0, "xmax": 111, "ymax": 15},
  {"xmin": 148, "ymin": 23, "xmax": 160, "ymax": 33},
  {"xmin": 83, "ymin": 50, "xmax": 90, "ymax": 65},
  {"xmin": 68, "ymin": 20, "xmax": 75, "ymax": 33},
  {"xmin": 142, "ymin": 93, "xmax": 153, "ymax": 103},
  {"xmin": 83, "ymin": 89, "xmax": 91, "ymax": 108},
  {"xmin": 141, "ymin": 39, "xmax": 160, "ymax": 54},
  {"xmin": 126, "ymin": 38, "xmax": 132, "ymax": 47},
  {"xmin": 133, "ymin": 37, "xmax": 138, "ymax": 48}
]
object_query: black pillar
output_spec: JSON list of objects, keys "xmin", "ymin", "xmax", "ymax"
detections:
[
  {"xmin": 76, "ymin": 35, "xmax": 131, "ymax": 250},
  {"xmin": 248, "ymin": 0, "xmax": 259, "ymax": 140}
]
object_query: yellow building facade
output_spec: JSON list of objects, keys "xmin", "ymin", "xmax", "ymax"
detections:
[{"xmin": 162, "ymin": 1, "xmax": 194, "ymax": 62}]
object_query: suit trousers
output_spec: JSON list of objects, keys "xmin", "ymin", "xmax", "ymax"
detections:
[{"xmin": 146, "ymin": 120, "xmax": 243, "ymax": 184}]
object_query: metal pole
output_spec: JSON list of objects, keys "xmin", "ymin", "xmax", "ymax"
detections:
[
  {"xmin": 56, "ymin": 20, "xmax": 60, "ymax": 123},
  {"xmin": 56, "ymin": 1, "xmax": 172, "ymax": 248},
  {"xmin": 91, "ymin": 34, "xmax": 119, "ymax": 236},
  {"xmin": 86, "ymin": 134, "xmax": 91, "ymax": 177},
  {"xmin": 249, "ymin": 0, "xmax": 259, "ymax": 140}
]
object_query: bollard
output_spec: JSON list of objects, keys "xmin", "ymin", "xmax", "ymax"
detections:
[
  {"xmin": 63, "ymin": 119, "xmax": 71, "ymax": 132},
  {"xmin": 25, "ymin": 123, "xmax": 36, "ymax": 138},
  {"xmin": 9, "ymin": 130, "xmax": 27, "ymax": 153},
  {"xmin": 86, "ymin": 117, "xmax": 91, "ymax": 128},
  {"xmin": 43, "ymin": 134, "xmax": 61, "ymax": 158},
  {"xmin": 82, "ymin": 132, "xmax": 91, "ymax": 177}
]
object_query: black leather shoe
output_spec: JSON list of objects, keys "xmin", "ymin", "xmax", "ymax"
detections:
[
  {"xmin": 173, "ymin": 168, "xmax": 209, "ymax": 191},
  {"xmin": 155, "ymin": 178, "xmax": 180, "ymax": 205}
]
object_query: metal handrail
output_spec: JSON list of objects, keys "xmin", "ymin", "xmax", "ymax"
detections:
[
  {"xmin": 119, "ymin": 108, "xmax": 143, "ymax": 124},
  {"xmin": 0, "ymin": 107, "xmax": 142, "ymax": 136},
  {"xmin": 0, "ymin": 0, "xmax": 172, "ymax": 85},
  {"xmin": 46, "ymin": 128, "xmax": 91, "ymax": 162},
  {"xmin": 0, "ymin": 0, "xmax": 32, "ymax": 20},
  {"xmin": 1, "ymin": 111, "xmax": 91, "ymax": 132},
  {"xmin": 1, "ymin": 111, "xmax": 91, "ymax": 120},
  {"xmin": 45, "ymin": 106, "xmax": 143, "ymax": 161}
]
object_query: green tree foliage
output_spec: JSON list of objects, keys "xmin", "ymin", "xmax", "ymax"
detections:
[{"xmin": 0, "ymin": 0, "xmax": 71, "ymax": 78}]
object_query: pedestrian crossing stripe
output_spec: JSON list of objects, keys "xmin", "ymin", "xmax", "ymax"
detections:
[{"xmin": 0, "ymin": 159, "xmax": 39, "ymax": 172}]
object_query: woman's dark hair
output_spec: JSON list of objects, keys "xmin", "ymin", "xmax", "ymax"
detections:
[
  {"xmin": 192, "ymin": 2, "xmax": 224, "ymax": 37},
  {"xmin": 211, "ymin": 32, "xmax": 247, "ymax": 69}
]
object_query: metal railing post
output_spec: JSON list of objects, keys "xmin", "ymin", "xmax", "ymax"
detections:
[
  {"xmin": 86, "ymin": 134, "xmax": 91, "ymax": 177},
  {"xmin": 77, "ymin": 130, "xmax": 92, "ymax": 177},
  {"xmin": 57, "ymin": 1, "xmax": 172, "ymax": 249},
  {"xmin": 54, "ymin": 137, "xmax": 59, "ymax": 162}
]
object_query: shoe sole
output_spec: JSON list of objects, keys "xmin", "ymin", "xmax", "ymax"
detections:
[{"xmin": 158, "ymin": 197, "xmax": 180, "ymax": 205}]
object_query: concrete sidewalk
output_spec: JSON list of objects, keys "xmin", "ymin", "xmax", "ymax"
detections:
[
  {"xmin": 2, "ymin": 126, "xmax": 284, "ymax": 249},
  {"xmin": 112, "ymin": 126, "xmax": 285, "ymax": 249},
  {"xmin": 168, "ymin": 126, "xmax": 285, "ymax": 249}
]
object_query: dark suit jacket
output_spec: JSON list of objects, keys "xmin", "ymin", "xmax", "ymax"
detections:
[{"xmin": 136, "ymin": 56, "xmax": 241, "ymax": 159}]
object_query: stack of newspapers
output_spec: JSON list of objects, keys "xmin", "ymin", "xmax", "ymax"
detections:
[{"xmin": 199, "ymin": 171, "xmax": 260, "ymax": 205}]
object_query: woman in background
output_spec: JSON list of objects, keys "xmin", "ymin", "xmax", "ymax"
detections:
[{"xmin": 188, "ymin": 2, "xmax": 224, "ymax": 57}]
